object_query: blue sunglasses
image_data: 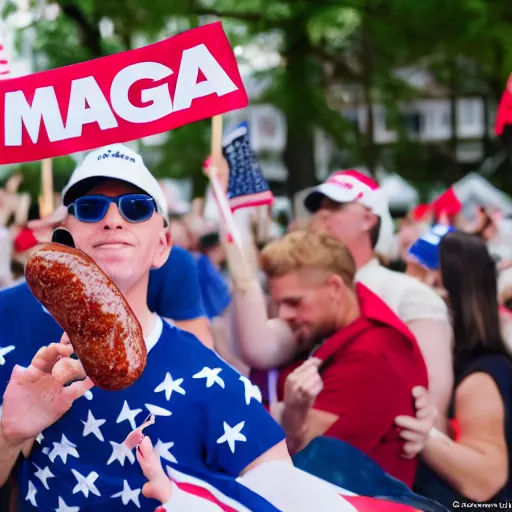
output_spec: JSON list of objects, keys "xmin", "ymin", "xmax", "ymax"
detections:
[{"xmin": 68, "ymin": 194, "xmax": 158, "ymax": 223}]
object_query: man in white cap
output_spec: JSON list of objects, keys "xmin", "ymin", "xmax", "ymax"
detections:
[
  {"xmin": 15, "ymin": 160, "xmax": 213, "ymax": 348},
  {"xmin": 224, "ymin": 170, "xmax": 451, "ymax": 436}
]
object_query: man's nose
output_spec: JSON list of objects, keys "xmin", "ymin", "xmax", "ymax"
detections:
[{"xmin": 101, "ymin": 203, "xmax": 125, "ymax": 230}]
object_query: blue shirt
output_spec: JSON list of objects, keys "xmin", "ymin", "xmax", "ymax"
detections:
[
  {"xmin": 195, "ymin": 254, "xmax": 232, "ymax": 320},
  {"xmin": 147, "ymin": 246, "xmax": 206, "ymax": 320},
  {"xmin": 0, "ymin": 319, "xmax": 285, "ymax": 511}
]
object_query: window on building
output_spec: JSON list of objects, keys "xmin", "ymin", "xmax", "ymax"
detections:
[{"xmin": 403, "ymin": 111, "xmax": 423, "ymax": 137}]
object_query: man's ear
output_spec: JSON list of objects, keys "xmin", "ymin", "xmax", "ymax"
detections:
[
  {"xmin": 362, "ymin": 209, "xmax": 378, "ymax": 233},
  {"xmin": 325, "ymin": 273, "xmax": 347, "ymax": 302},
  {"xmin": 152, "ymin": 226, "xmax": 172, "ymax": 270}
]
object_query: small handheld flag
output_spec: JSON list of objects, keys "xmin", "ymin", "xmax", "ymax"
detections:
[{"xmin": 222, "ymin": 122, "xmax": 274, "ymax": 212}]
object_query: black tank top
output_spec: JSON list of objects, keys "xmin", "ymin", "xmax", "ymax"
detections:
[{"xmin": 414, "ymin": 353, "xmax": 512, "ymax": 506}]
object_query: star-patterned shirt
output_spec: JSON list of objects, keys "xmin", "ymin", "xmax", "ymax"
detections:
[{"xmin": 0, "ymin": 317, "xmax": 285, "ymax": 511}]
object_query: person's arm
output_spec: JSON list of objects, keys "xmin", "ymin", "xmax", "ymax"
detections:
[
  {"xmin": 421, "ymin": 372, "xmax": 508, "ymax": 502},
  {"xmin": 217, "ymin": 203, "xmax": 296, "ymax": 369},
  {"xmin": 406, "ymin": 319, "xmax": 453, "ymax": 433},
  {"xmin": 400, "ymin": 284, "xmax": 454, "ymax": 433},
  {"xmin": 230, "ymin": 281, "xmax": 297, "ymax": 368},
  {"xmin": 0, "ymin": 425, "xmax": 27, "ymax": 487}
]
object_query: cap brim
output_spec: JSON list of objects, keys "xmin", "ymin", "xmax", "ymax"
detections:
[
  {"xmin": 62, "ymin": 177, "xmax": 147, "ymax": 206},
  {"xmin": 304, "ymin": 184, "xmax": 356, "ymax": 213}
]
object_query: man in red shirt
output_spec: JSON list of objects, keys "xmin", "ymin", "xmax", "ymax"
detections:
[{"xmin": 260, "ymin": 229, "xmax": 428, "ymax": 487}]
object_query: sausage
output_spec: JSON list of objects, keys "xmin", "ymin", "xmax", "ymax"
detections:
[{"xmin": 25, "ymin": 242, "xmax": 147, "ymax": 391}]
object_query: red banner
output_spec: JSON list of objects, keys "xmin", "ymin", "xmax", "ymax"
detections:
[{"xmin": 0, "ymin": 22, "xmax": 248, "ymax": 164}]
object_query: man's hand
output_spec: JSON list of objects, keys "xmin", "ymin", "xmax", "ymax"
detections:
[
  {"xmin": 124, "ymin": 429, "xmax": 173, "ymax": 504},
  {"xmin": 284, "ymin": 358, "xmax": 324, "ymax": 412},
  {"xmin": 27, "ymin": 204, "xmax": 67, "ymax": 232},
  {"xmin": 1, "ymin": 337, "xmax": 93, "ymax": 445},
  {"xmin": 395, "ymin": 386, "xmax": 438, "ymax": 459}
]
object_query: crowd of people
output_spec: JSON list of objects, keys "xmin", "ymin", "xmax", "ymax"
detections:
[{"xmin": 0, "ymin": 143, "xmax": 511, "ymax": 511}]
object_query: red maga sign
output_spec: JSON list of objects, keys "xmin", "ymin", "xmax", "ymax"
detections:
[{"xmin": 0, "ymin": 22, "xmax": 248, "ymax": 164}]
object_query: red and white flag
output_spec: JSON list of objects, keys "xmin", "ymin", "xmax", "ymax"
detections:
[{"xmin": 159, "ymin": 465, "xmax": 426, "ymax": 512}]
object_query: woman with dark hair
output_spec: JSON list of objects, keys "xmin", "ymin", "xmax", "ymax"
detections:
[{"xmin": 400, "ymin": 230, "xmax": 512, "ymax": 506}]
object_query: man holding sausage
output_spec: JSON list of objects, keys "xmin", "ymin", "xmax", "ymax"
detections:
[{"xmin": 0, "ymin": 144, "xmax": 352, "ymax": 512}]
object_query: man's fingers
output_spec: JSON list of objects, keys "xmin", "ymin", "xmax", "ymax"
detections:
[
  {"xmin": 414, "ymin": 394, "xmax": 429, "ymax": 410},
  {"xmin": 60, "ymin": 333, "xmax": 72, "ymax": 346},
  {"xmin": 416, "ymin": 404, "xmax": 437, "ymax": 420},
  {"xmin": 65, "ymin": 377, "xmax": 94, "ymax": 401},
  {"xmin": 398, "ymin": 429, "xmax": 424, "ymax": 443},
  {"xmin": 412, "ymin": 385, "xmax": 427, "ymax": 398},
  {"xmin": 52, "ymin": 357, "xmax": 87, "ymax": 386},
  {"xmin": 401, "ymin": 442, "xmax": 420, "ymax": 459},
  {"xmin": 19, "ymin": 344, "xmax": 74, "ymax": 384},
  {"xmin": 124, "ymin": 429, "xmax": 145, "ymax": 451},
  {"xmin": 137, "ymin": 437, "xmax": 167, "ymax": 482},
  {"xmin": 301, "ymin": 374, "xmax": 323, "ymax": 394},
  {"xmin": 395, "ymin": 415, "xmax": 425, "ymax": 431}
]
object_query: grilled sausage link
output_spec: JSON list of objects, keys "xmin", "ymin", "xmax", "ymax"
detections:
[{"xmin": 25, "ymin": 242, "xmax": 147, "ymax": 391}]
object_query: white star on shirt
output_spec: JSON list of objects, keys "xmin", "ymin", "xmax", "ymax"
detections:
[
  {"xmin": 154, "ymin": 373, "xmax": 186, "ymax": 400},
  {"xmin": 82, "ymin": 410, "xmax": 106, "ymax": 441},
  {"xmin": 193, "ymin": 367, "xmax": 225, "ymax": 389},
  {"xmin": 83, "ymin": 389, "xmax": 94, "ymax": 401},
  {"xmin": 35, "ymin": 432, "xmax": 44, "ymax": 444},
  {"xmin": 154, "ymin": 439, "xmax": 177, "ymax": 463},
  {"xmin": 49, "ymin": 434, "xmax": 79, "ymax": 464},
  {"xmin": 239, "ymin": 376, "xmax": 263, "ymax": 405},
  {"xmin": 55, "ymin": 496, "xmax": 80, "ymax": 512},
  {"xmin": 111, "ymin": 480, "xmax": 141, "ymax": 508},
  {"xmin": 33, "ymin": 463, "xmax": 54, "ymax": 490},
  {"xmin": 0, "ymin": 345, "xmax": 15, "ymax": 365},
  {"xmin": 116, "ymin": 400, "xmax": 142, "ymax": 430},
  {"xmin": 216, "ymin": 421, "xmax": 247, "ymax": 453},
  {"xmin": 107, "ymin": 440, "xmax": 135, "ymax": 466},
  {"xmin": 25, "ymin": 480, "xmax": 37, "ymax": 507},
  {"xmin": 145, "ymin": 404, "xmax": 172, "ymax": 417},
  {"xmin": 71, "ymin": 469, "xmax": 101, "ymax": 497}
]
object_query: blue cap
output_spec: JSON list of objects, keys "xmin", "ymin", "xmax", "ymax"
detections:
[{"xmin": 408, "ymin": 224, "xmax": 455, "ymax": 270}]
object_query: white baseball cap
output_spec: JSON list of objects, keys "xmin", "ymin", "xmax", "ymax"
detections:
[
  {"xmin": 62, "ymin": 144, "xmax": 168, "ymax": 220},
  {"xmin": 304, "ymin": 170, "xmax": 394, "ymax": 255}
]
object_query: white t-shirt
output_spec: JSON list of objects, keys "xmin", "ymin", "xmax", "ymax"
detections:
[{"xmin": 355, "ymin": 258, "xmax": 449, "ymax": 324}]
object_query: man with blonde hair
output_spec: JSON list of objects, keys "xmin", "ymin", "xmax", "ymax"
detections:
[{"xmin": 256, "ymin": 229, "xmax": 428, "ymax": 487}]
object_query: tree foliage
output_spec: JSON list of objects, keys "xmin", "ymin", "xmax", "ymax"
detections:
[{"xmin": 3, "ymin": 0, "xmax": 512, "ymax": 200}]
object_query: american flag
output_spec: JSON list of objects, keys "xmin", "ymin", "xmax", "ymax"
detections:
[
  {"xmin": 158, "ymin": 464, "xmax": 431, "ymax": 511},
  {"xmin": 222, "ymin": 122, "xmax": 274, "ymax": 212},
  {"xmin": 0, "ymin": 43, "xmax": 10, "ymax": 77}
]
